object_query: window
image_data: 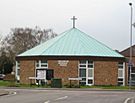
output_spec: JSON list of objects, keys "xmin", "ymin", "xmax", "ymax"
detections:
[
  {"xmin": 118, "ymin": 62, "xmax": 124, "ymax": 78},
  {"xmin": 118, "ymin": 78, "xmax": 123, "ymax": 86},
  {"xmin": 36, "ymin": 60, "xmax": 48, "ymax": 69},
  {"xmin": 16, "ymin": 61, "xmax": 20, "ymax": 81},
  {"xmin": 118, "ymin": 69, "xmax": 123, "ymax": 78},
  {"xmin": 80, "ymin": 60, "xmax": 86, "ymax": 64},
  {"xmin": 88, "ymin": 61, "xmax": 94, "ymax": 68},
  {"xmin": 88, "ymin": 79, "xmax": 93, "ymax": 84},
  {"xmin": 118, "ymin": 62, "xmax": 124, "ymax": 86},
  {"xmin": 35, "ymin": 60, "xmax": 48, "ymax": 84},
  {"xmin": 16, "ymin": 61, "xmax": 20, "ymax": 75},
  {"xmin": 79, "ymin": 60, "xmax": 86, "ymax": 68},
  {"xmin": 88, "ymin": 69, "xmax": 93, "ymax": 77},
  {"xmin": 118, "ymin": 62, "xmax": 123, "ymax": 69},
  {"xmin": 128, "ymin": 67, "xmax": 135, "ymax": 85},
  {"xmin": 79, "ymin": 69, "xmax": 86, "ymax": 77},
  {"xmin": 131, "ymin": 68, "xmax": 135, "ymax": 73},
  {"xmin": 79, "ymin": 60, "xmax": 94, "ymax": 86},
  {"xmin": 41, "ymin": 60, "xmax": 47, "ymax": 63},
  {"xmin": 131, "ymin": 74, "xmax": 135, "ymax": 81}
]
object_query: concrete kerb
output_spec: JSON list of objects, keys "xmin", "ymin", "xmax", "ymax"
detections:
[
  {"xmin": 35, "ymin": 88, "xmax": 135, "ymax": 92},
  {"xmin": 0, "ymin": 90, "xmax": 9, "ymax": 96},
  {"xmin": 1, "ymin": 87, "xmax": 135, "ymax": 92}
]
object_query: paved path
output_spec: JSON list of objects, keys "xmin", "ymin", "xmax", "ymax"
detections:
[{"xmin": 0, "ymin": 88, "xmax": 135, "ymax": 103}]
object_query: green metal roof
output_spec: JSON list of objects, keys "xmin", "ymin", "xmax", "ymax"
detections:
[{"xmin": 18, "ymin": 28, "xmax": 124, "ymax": 58}]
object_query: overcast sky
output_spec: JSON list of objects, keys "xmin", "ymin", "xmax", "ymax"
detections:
[{"xmin": 0, "ymin": 0, "xmax": 135, "ymax": 51}]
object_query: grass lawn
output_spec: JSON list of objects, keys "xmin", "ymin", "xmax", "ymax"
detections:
[
  {"xmin": 0, "ymin": 80, "xmax": 135, "ymax": 90},
  {"xmin": 0, "ymin": 80, "xmax": 50, "ymax": 88},
  {"xmin": 0, "ymin": 80, "xmax": 16, "ymax": 87},
  {"xmin": 80, "ymin": 85, "xmax": 135, "ymax": 90}
]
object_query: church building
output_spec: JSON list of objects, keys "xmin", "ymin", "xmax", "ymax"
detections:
[{"xmin": 16, "ymin": 17, "xmax": 127, "ymax": 86}]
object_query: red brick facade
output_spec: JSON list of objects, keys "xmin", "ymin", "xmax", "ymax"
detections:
[
  {"xmin": 48, "ymin": 60, "xmax": 78, "ymax": 85},
  {"xmin": 18, "ymin": 57, "xmax": 127, "ymax": 86},
  {"xmin": 94, "ymin": 61, "xmax": 118, "ymax": 85},
  {"xmin": 20, "ymin": 60, "xmax": 35, "ymax": 84}
]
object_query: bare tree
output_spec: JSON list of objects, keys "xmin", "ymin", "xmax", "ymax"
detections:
[
  {"xmin": 1, "ymin": 27, "xmax": 57, "ymax": 63},
  {"xmin": 33, "ymin": 26, "xmax": 57, "ymax": 44}
]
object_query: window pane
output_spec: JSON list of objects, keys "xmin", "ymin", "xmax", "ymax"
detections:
[
  {"xmin": 118, "ymin": 65, "xmax": 123, "ymax": 69},
  {"xmin": 88, "ymin": 61, "xmax": 93, "ymax": 64},
  {"xmin": 131, "ymin": 74, "xmax": 135, "ymax": 81},
  {"xmin": 131, "ymin": 67, "xmax": 135, "ymax": 73},
  {"xmin": 17, "ymin": 69, "xmax": 20, "ymax": 75},
  {"xmin": 80, "ymin": 60, "xmax": 86, "ymax": 64},
  {"xmin": 82, "ymin": 78, "xmax": 86, "ymax": 81},
  {"xmin": 118, "ymin": 82, "xmax": 123, "ymax": 86},
  {"xmin": 79, "ymin": 69, "xmax": 86, "ymax": 77},
  {"xmin": 88, "ymin": 79, "xmax": 93, "ymax": 84},
  {"xmin": 88, "ymin": 69, "xmax": 93, "ymax": 77},
  {"xmin": 88, "ymin": 65, "xmax": 93, "ymax": 68},
  {"xmin": 118, "ymin": 69, "xmax": 123, "ymax": 77},
  {"xmin": 118, "ymin": 62, "xmax": 123, "ymax": 69},
  {"xmin": 41, "ymin": 60, "xmax": 47, "ymax": 63}
]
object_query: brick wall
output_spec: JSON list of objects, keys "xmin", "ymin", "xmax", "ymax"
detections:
[
  {"xmin": 20, "ymin": 60, "xmax": 35, "ymax": 84},
  {"xmin": 94, "ymin": 61, "xmax": 118, "ymax": 85},
  {"xmin": 18, "ymin": 57, "xmax": 127, "ymax": 85},
  {"xmin": 48, "ymin": 60, "xmax": 78, "ymax": 85}
]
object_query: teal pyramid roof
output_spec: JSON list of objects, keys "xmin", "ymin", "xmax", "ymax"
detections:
[{"xmin": 18, "ymin": 28, "xmax": 123, "ymax": 58}]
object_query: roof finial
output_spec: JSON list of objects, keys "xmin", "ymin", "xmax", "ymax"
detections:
[{"xmin": 71, "ymin": 16, "xmax": 77, "ymax": 28}]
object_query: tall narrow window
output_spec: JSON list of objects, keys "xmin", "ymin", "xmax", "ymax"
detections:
[
  {"xmin": 79, "ymin": 60, "xmax": 87, "ymax": 85},
  {"xmin": 16, "ymin": 61, "xmax": 20, "ymax": 81},
  {"xmin": 130, "ymin": 67, "xmax": 135, "ymax": 85},
  {"xmin": 79, "ymin": 60, "xmax": 94, "ymax": 86},
  {"xmin": 87, "ymin": 61, "xmax": 94, "ymax": 85},
  {"xmin": 118, "ymin": 62, "xmax": 124, "ymax": 86}
]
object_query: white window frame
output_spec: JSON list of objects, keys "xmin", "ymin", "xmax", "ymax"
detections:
[
  {"xmin": 78, "ymin": 60, "xmax": 94, "ymax": 86},
  {"xmin": 35, "ymin": 60, "xmax": 48, "ymax": 84},
  {"xmin": 118, "ymin": 62, "xmax": 125, "ymax": 86},
  {"xmin": 87, "ymin": 61, "xmax": 94, "ymax": 86},
  {"xmin": 36, "ymin": 60, "xmax": 48, "ymax": 69},
  {"xmin": 15, "ymin": 61, "xmax": 20, "ymax": 81}
]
